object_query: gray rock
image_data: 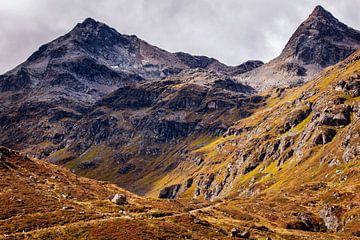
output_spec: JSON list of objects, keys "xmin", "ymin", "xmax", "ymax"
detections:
[
  {"xmin": 230, "ymin": 228, "xmax": 250, "ymax": 238},
  {"xmin": 111, "ymin": 194, "xmax": 127, "ymax": 205},
  {"xmin": 320, "ymin": 205, "xmax": 343, "ymax": 232}
]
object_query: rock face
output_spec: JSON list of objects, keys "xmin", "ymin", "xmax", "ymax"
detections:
[
  {"xmin": 237, "ymin": 5, "xmax": 360, "ymax": 90},
  {"xmin": 158, "ymin": 184, "xmax": 182, "ymax": 199}
]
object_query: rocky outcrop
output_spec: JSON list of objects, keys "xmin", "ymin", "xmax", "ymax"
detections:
[
  {"xmin": 286, "ymin": 212, "xmax": 326, "ymax": 232},
  {"xmin": 158, "ymin": 184, "xmax": 182, "ymax": 199},
  {"xmin": 334, "ymin": 72, "xmax": 360, "ymax": 97},
  {"xmin": 320, "ymin": 205, "xmax": 343, "ymax": 232},
  {"xmin": 318, "ymin": 105, "xmax": 351, "ymax": 127},
  {"xmin": 213, "ymin": 79, "xmax": 254, "ymax": 93},
  {"xmin": 280, "ymin": 105, "xmax": 312, "ymax": 133},
  {"xmin": 313, "ymin": 128, "xmax": 337, "ymax": 145},
  {"xmin": 230, "ymin": 60, "xmax": 264, "ymax": 75}
]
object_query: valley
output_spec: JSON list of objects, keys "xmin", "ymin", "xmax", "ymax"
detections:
[{"xmin": 0, "ymin": 5, "xmax": 359, "ymax": 240}]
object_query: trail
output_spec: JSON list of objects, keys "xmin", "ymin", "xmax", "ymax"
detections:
[{"xmin": 0, "ymin": 201, "xmax": 224, "ymax": 239}]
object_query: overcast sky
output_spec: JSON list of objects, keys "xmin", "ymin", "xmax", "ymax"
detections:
[{"xmin": 1, "ymin": 0, "xmax": 359, "ymax": 74}]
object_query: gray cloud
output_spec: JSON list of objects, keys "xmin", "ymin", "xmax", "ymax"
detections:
[{"xmin": 0, "ymin": 0, "xmax": 359, "ymax": 73}]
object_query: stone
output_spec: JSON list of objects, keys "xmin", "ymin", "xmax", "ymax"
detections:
[
  {"xmin": 111, "ymin": 194, "xmax": 127, "ymax": 205},
  {"xmin": 320, "ymin": 205, "xmax": 343, "ymax": 232},
  {"xmin": 230, "ymin": 228, "xmax": 250, "ymax": 238}
]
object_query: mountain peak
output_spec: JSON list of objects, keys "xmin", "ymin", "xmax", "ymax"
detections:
[
  {"xmin": 74, "ymin": 17, "xmax": 103, "ymax": 31},
  {"xmin": 82, "ymin": 17, "xmax": 98, "ymax": 24},
  {"xmin": 309, "ymin": 5, "xmax": 333, "ymax": 19},
  {"xmin": 279, "ymin": 5, "xmax": 360, "ymax": 67}
]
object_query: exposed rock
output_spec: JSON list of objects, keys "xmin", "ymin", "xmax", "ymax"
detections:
[
  {"xmin": 237, "ymin": 5, "xmax": 360, "ymax": 90},
  {"xmin": 278, "ymin": 62, "xmax": 307, "ymax": 76},
  {"xmin": 286, "ymin": 212, "xmax": 326, "ymax": 232},
  {"xmin": 111, "ymin": 194, "xmax": 127, "ymax": 205},
  {"xmin": 230, "ymin": 60, "xmax": 264, "ymax": 75},
  {"xmin": 230, "ymin": 228, "xmax": 250, "ymax": 238},
  {"xmin": 313, "ymin": 128, "xmax": 337, "ymax": 145},
  {"xmin": 158, "ymin": 184, "xmax": 182, "ymax": 199},
  {"xmin": 213, "ymin": 79, "xmax": 254, "ymax": 93},
  {"xmin": 320, "ymin": 205, "xmax": 343, "ymax": 232},
  {"xmin": 318, "ymin": 105, "xmax": 351, "ymax": 126},
  {"xmin": 281, "ymin": 106, "xmax": 312, "ymax": 133},
  {"xmin": 334, "ymin": 73, "xmax": 360, "ymax": 97}
]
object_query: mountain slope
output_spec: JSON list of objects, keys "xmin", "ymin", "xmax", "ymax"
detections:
[
  {"xmin": 2, "ymin": 146, "xmax": 358, "ymax": 239},
  {"xmin": 0, "ymin": 146, "xmax": 228, "ymax": 239},
  {"xmin": 238, "ymin": 5, "xmax": 360, "ymax": 89},
  {"xmin": 151, "ymin": 49, "xmax": 360, "ymax": 237}
]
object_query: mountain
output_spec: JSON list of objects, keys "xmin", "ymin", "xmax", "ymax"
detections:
[
  {"xmin": 238, "ymin": 5, "xmax": 360, "ymax": 89},
  {"xmin": 1, "ymin": 5, "xmax": 360, "ymax": 240},
  {"xmin": 0, "ymin": 17, "xmax": 244, "ymax": 103},
  {"xmin": 152, "ymin": 49, "xmax": 360, "ymax": 237},
  {"xmin": 0, "ymin": 17, "xmax": 260, "ymax": 159}
]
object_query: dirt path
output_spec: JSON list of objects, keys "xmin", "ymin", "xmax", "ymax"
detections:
[{"xmin": 0, "ymin": 201, "xmax": 224, "ymax": 239}]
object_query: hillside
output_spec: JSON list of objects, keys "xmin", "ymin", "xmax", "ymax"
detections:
[
  {"xmin": 1, "ymin": 146, "xmax": 358, "ymax": 239},
  {"xmin": 148, "ymin": 49, "xmax": 360, "ymax": 238}
]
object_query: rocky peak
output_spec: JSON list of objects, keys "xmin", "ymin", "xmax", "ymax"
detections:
[
  {"xmin": 280, "ymin": 5, "xmax": 360, "ymax": 67},
  {"xmin": 76, "ymin": 17, "xmax": 100, "ymax": 28},
  {"xmin": 236, "ymin": 6, "xmax": 360, "ymax": 90},
  {"xmin": 69, "ymin": 18, "xmax": 133, "ymax": 52},
  {"xmin": 309, "ymin": 5, "xmax": 336, "ymax": 21},
  {"xmin": 231, "ymin": 60, "xmax": 264, "ymax": 75}
]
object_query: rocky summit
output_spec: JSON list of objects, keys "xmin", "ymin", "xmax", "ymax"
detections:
[
  {"xmin": 238, "ymin": 5, "xmax": 360, "ymax": 90},
  {"xmin": 0, "ymin": 5, "xmax": 359, "ymax": 240}
]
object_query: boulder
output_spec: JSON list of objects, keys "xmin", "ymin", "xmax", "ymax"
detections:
[
  {"xmin": 318, "ymin": 106, "xmax": 351, "ymax": 126},
  {"xmin": 111, "ymin": 194, "xmax": 127, "ymax": 205},
  {"xmin": 230, "ymin": 228, "xmax": 250, "ymax": 238}
]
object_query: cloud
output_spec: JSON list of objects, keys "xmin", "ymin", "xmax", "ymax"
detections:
[{"xmin": 0, "ymin": 0, "xmax": 359, "ymax": 73}]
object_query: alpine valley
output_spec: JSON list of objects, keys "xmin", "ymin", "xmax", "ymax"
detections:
[{"xmin": 0, "ymin": 5, "xmax": 359, "ymax": 240}]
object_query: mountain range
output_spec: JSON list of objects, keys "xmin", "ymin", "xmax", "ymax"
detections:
[{"xmin": 0, "ymin": 5, "xmax": 359, "ymax": 239}]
